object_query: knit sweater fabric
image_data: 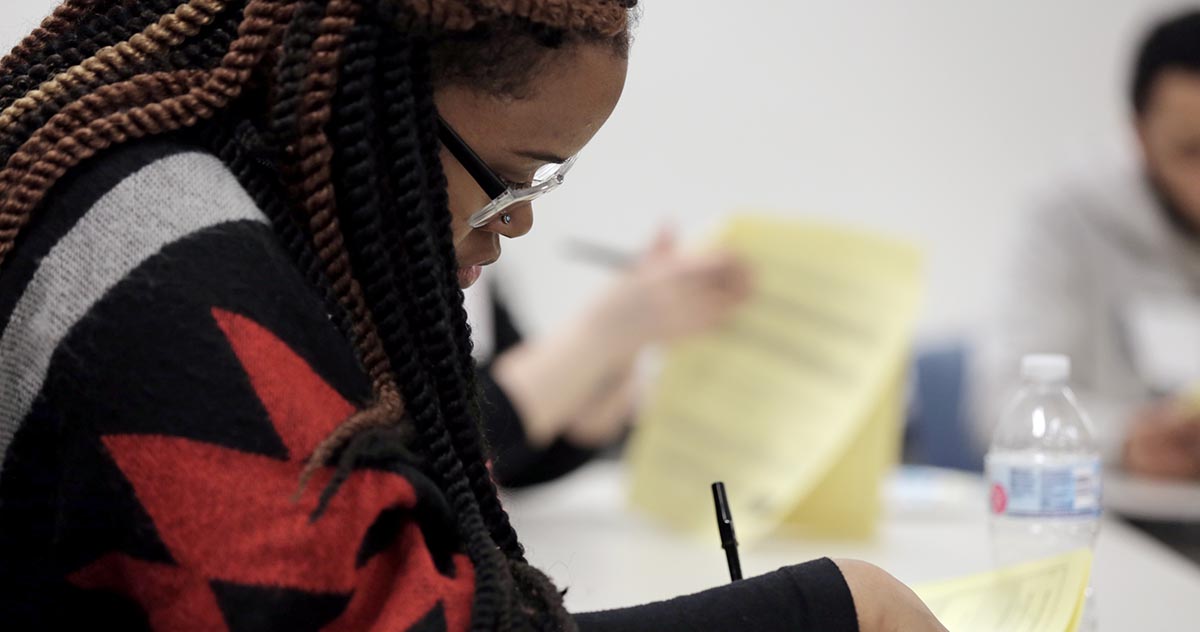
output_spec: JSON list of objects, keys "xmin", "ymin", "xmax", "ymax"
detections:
[{"xmin": 0, "ymin": 139, "xmax": 858, "ymax": 631}]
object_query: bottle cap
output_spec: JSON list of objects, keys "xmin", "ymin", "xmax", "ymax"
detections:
[{"xmin": 1020, "ymin": 353, "xmax": 1070, "ymax": 382}]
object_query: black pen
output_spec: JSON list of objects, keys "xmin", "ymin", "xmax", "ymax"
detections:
[{"xmin": 711, "ymin": 481, "xmax": 742, "ymax": 582}]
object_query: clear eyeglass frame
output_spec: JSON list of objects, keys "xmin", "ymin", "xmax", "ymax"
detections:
[
  {"xmin": 437, "ymin": 115, "xmax": 578, "ymax": 229},
  {"xmin": 466, "ymin": 157, "xmax": 577, "ymax": 228}
]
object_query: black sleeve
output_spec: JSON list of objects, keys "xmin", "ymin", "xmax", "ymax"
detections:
[
  {"xmin": 491, "ymin": 291, "xmax": 524, "ymax": 356},
  {"xmin": 478, "ymin": 292, "xmax": 599, "ymax": 488},
  {"xmin": 574, "ymin": 558, "xmax": 860, "ymax": 632},
  {"xmin": 477, "ymin": 366, "xmax": 598, "ymax": 487}
]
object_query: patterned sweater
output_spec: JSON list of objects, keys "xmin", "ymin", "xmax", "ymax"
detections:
[{"xmin": 0, "ymin": 139, "xmax": 858, "ymax": 631}]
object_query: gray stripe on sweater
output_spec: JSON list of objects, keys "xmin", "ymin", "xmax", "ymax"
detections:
[{"xmin": 0, "ymin": 151, "xmax": 267, "ymax": 471}]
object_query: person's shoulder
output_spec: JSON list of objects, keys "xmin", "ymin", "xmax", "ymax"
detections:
[
  {"xmin": 1023, "ymin": 161, "xmax": 1154, "ymax": 236},
  {"xmin": 36, "ymin": 136, "xmax": 267, "ymax": 247},
  {"xmin": 0, "ymin": 137, "xmax": 276, "ymax": 334},
  {"xmin": 0, "ymin": 138, "xmax": 369, "ymax": 446}
]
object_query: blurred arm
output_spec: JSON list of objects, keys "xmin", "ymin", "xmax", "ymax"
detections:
[
  {"xmin": 491, "ymin": 232, "xmax": 751, "ymax": 450},
  {"xmin": 490, "ymin": 300, "xmax": 642, "ymax": 448}
]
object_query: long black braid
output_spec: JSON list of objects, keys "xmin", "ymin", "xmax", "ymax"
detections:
[
  {"xmin": 409, "ymin": 70, "xmax": 571, "ymax": 619},
  {"xmin": 376, "ymin": 30, "xmax": 534, "ymax": 631}
]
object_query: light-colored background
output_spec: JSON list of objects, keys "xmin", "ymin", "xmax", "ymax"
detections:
[
  {"xmin": 1, "ymin": 0, "xmax": 1192, "ymax": 341},
  {"xmin": 494, "ymin": 0, "xmax": 1193, "ymax": 345}
]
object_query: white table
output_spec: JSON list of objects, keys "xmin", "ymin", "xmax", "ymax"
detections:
[
  {"xmin": 1104, "ymin": 469, "xmax": 1200, "ymax": 522},
  {"xmin": 504, "ymin": 461, "xmax": 1200, "ymax": 630}
]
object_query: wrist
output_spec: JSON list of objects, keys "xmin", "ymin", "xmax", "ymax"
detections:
[
  {"xmin": 832, "ymin": 559, "xmax": 885, "ymax": 632},
  {"xmin": 581, "ymin": 288, "xmax": 650, "ymax": 359},
  {"xmin": 490, "ymin": 348, "xmax": 569, "ymax": 448}
]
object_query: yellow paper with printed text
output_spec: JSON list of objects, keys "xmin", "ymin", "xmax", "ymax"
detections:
[
  {"xmin": 627, "ymin": 215, "xmax": 922, "ymax": 541},
  {"xmin": 915, "ymin": 549, "xmax": 1093, "ymax": 632}
]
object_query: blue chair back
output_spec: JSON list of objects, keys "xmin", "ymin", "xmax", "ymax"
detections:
[{"xmin": 906, "ymin": 343, "xmax": 983, "ymax": 472}]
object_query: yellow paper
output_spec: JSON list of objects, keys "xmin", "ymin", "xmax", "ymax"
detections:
[
  {"xmin": 1181, "ymin": 384, "xmax": 1200, "ymax": 416},
  {"xmin": 627, "ymin": 215, "xmax": 923, "ymax": 541},
  {"xmin": 778, "ymin": 359, "xmax": 905, "ymax": 538},
  {"xmin": 915, "ymin": 549, "xmax": 1093, "ymax": 632}
]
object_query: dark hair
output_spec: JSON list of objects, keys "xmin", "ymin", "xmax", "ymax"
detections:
[
  {"xmin": 431, "ymin": 5, "xmax": 637, "ymax": 98},
  {"xmin": 0, "ymin": 1, "xmax": 635, "ymax": 630},
  {"xmin": 1133, "ymin": 10, "xmax": 1200, "ymax": 115}
]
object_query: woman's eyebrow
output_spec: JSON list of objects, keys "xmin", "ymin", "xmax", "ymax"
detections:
[{"xmin": 513, "ymin": 148, "xmax": 570, "ymax": 164}]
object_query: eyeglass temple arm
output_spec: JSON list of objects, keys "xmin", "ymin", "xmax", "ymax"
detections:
[{"xmin": 436, "ymin": 116, "xmax": 509, "ymax": 200}]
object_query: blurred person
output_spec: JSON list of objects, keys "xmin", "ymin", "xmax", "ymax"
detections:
[
  {"xmin": 467, "ymin": 231, "xmax": 751, "ymax": 487},
  {"xmin": 0, "ymin": 0, "xmax": 948, "ymax": 630},
  {"xmin": 974, "ymin": 10, "xmax": 1200, "ymax": 481}
]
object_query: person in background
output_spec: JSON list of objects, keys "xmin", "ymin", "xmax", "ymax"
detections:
[
  {"xmin": 974, "ymin": 10, "xmax": 1200, "ymax": 480},
  {"xmin": 466, "ymin": 231, "xmax": 751, "ymax": 487}
]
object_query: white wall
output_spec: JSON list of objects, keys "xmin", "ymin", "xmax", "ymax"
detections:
[
  {"xmin": 499, "ymin": 0, "xmax": 1197, "ymax": 343},
  {"xmin": 3, "ymin": 0, "xmax": 1195, "ymax": 342},
  {"xmin": 1, "ymin": 2, "xmax": 58, "ymax": 53}
]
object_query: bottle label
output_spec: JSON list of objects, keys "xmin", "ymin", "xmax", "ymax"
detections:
[{"xmin": 987, "ymin": 457, "xmax": 1102, "ymax": 517}]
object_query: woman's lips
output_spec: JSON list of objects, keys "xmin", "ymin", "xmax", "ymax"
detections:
[
  {"xmin": 457, "ymin": 264, "xmax": 482, "ymax": 288},
  {"xmin": 458, "ymin": 250, "xmax": 499, "ymax": 289}
]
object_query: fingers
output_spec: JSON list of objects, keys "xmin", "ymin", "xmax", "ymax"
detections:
[
  {"xmin": 669, "ymin": 275, "xmax": 750, "ymax": 331},
  {"xmin": 1124, "ymin": 415, "xmax": 1200, "ymax": 479},
  {"xmin": 688, "ymin": 254, "xmax": 754, "ymax": 311},
  {"xmin": 670, "ymin": 250, "xmax": 754, "ymax": 298},
  {"xmin": 1157, "ymin": 400, "xmax": 1200, "ymax": 467},
  {"xmin": 713, "ymin": 254, "xmax": 754, "ymax": 298},
  {"xmin": 627, "ymin": 250, "xmax": 753, "ymax": 342},
  {"xmin": 1125, "ymin": 442, "xmax": 1200, "ymax": 478},
  {"xmin": 605, "ymin": 240, "xmax": 758, "ymax": 344},
  {"xmin": 643, "ymin": 225, "xmax": 677, "ymax": 261}
]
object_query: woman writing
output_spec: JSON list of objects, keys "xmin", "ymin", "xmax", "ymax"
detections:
[{"xmin": 0, "ymin": 1, "xmax": 943, "ymax": 629}]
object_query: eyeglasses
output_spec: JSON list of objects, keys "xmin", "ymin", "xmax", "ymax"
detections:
[{"xmin": 437, "ymin": 115, "xmax": 577, "ymax": 228}]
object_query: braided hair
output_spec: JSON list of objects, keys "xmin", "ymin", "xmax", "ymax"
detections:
[{"xmin": 0, "ymin": 1, "xmax": 636, "ymax": 630}]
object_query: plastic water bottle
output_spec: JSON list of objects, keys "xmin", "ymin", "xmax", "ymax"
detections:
[{"xmin": 986, "ymin": 354, "xmax": 1101, "ymax": 631}]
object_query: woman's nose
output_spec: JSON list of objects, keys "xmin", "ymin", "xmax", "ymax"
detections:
[{"xmin": 484, "ymin": 202, "xmax": 533, "ymax": 238}]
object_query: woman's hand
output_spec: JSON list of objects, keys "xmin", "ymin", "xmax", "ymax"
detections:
[
  {"xmin": 833, "ymin": 559, "xmax": 948, "ymax": 632},
  {"xmin": 493, "ymin": 229, "xmax": 752, "ymax": 448},
  {"xmin": 1123, "ymin": 400, "xmax": 1200, "ymax": 479},
  {"xmin": 592, "ymin": 229, "xmax": 753, "ymax": 351}
]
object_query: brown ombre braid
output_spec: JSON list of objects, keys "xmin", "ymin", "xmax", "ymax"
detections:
[{"xmin": 0, "ymin": 0, "xmax": 226, "ymax": 135}]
